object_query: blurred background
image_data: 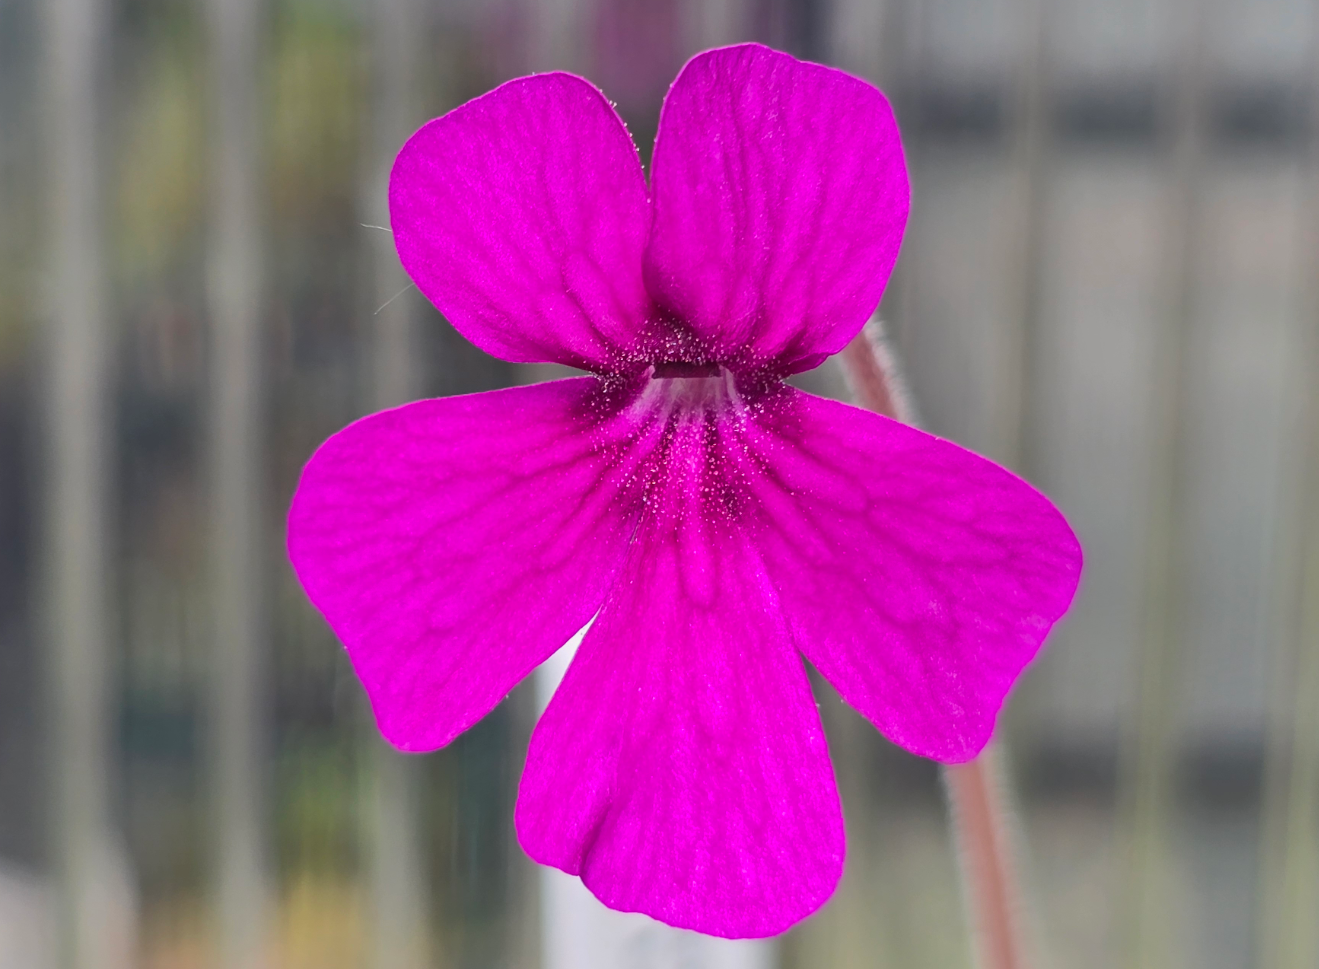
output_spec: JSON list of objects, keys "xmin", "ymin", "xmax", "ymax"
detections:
[{"xmin": 2, "ymin": 0, "xmax": 1318, "ymax": 966}]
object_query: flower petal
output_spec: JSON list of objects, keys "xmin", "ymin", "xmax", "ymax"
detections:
[
  {"xmin": 748, "ymin": 388, "xmax": 1082, "ymax": 762},
  {"xmin": 287, "ymin": 378, "xmax": 651, "ymax": 751},
  {"xmin": 516, "ymin": 499, "xmax": 843, "ymax": 938},
  {"xmin": 645, "ymin": 44, "xmax": 908, "ymax": 371},
  {"xmin": 390, "ymin": 73, "xmax": 652, "ymax": 371}
]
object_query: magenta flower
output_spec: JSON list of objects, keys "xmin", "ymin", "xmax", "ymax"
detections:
[{"xmin": 288, "ymin": 43, "xmax": 1081, "ymax": 938}]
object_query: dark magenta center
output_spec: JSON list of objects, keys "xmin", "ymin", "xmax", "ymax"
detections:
[{"xmin": 651, "ymin": 361, "xmax": 722, "ymax": 378}]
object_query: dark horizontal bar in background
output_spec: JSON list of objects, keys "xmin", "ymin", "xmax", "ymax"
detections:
[{"xmin": 900, "ymin": 78, "xmax": 1314, "ymax": 149}]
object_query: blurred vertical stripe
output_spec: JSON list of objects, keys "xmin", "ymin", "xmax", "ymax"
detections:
[
  {"xmin": 206, "ymin": 0, "xmax": 271, "ymax": 961},
  {"xmin": 1255, "ymin": 17, "xmax": 1319, "ymax": 968},
  {"xmin": 1118, "ymin": 2, "xmax": 1207, "ymax": 967},
  {"xmin": 41, "ymin": 0, "xmax": 125, "ymax": 960},
  {"xmin": 998, "ymin": 0, "xmax": 1049, "ymax": 475}
]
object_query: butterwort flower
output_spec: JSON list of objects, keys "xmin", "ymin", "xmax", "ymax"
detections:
[{"xmin": 287, "ymin": 43, "xmax": 1082, "ymax": 938}]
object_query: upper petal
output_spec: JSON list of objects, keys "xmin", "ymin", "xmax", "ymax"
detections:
[
  {"xmin": 515, "ymin": 397, "xmax": 844, "ymax": 938},
  {"xmin": 746, "ymin": 388, "xmax": 1082, "ymax": 762},
  {"xmin": 390, "ymin": 73, "xmax": 653, "ymax": 371},
  {"xmin": 286, "ymin": 378, "xmax": 652, "ymax": 750},
  {"xmin": 644, "ymin": 44, "xmax": 909, "ymax": 371}
]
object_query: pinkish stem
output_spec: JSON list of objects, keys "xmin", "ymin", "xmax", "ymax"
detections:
[
  {"xmin": 944, "ymin": 752, "xmax": 1029, "ymax": 969},
  {"xmin": 839, "ymin": 326, "xmax": 1029, "ymax": 969}
]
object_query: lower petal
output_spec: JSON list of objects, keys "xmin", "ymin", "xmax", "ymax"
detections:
[
  {"xmin": 749, "ymin": 388, "xmax": 1082, "ymax": 762},
  {"xmin": 515, "ymin": 509, "xmax": 843, "ymax": 938},
  {"xmin": 287, "ymin": 378, "xmax": 649, "ymax": 751}
]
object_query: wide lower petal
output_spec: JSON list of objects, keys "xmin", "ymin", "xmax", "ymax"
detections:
[
  {"xmin": 287, "ymin": 378, "xmax": 653, "ymax": 751},
  {"xmin": 516, "ymin": 490, "xmax": 843, "ymax": 938},
  {"xmin": 390, "ymin": 73, "xmax": 653, "ymax": 371},
  {"xmin": 644, "ymin": 44, "xmax": 908, "ymax": 372},
  {"xmin": 748, "ymin": 388, "xmax": 1082, "ymax": 762}
]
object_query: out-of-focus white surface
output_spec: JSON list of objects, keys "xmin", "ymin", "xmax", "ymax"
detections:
[
  {"xmin": 0, "ymin": 866, "xmax": 51, "ymax": 969},
  {"xmin": 534, "ymin": 629, "xmax": 776, "ymax": 969},
  {"xmin": 0, "ymin": 851, "xmax": 136, "ymax": 969}
]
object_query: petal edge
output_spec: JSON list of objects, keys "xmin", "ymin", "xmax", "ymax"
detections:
[
  {"xmin": 745, "ymin": 387, "xmax": 1082, "ymax": 762},
  {"xmin": 645, "ymin": 44, "xmax": 909, "ymax": 371},
  {"xmin": 287, "ymin": 379, "xmax": 647, "ymax": 750},
  {"xmin": 390, "ymin": 73, "xmax": 653, "ymax": 371},
  {"xmin": 516, "ymin": 411, "xmax": 844, "ymax": 937}
]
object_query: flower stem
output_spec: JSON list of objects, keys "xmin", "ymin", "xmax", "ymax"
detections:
[
  {"xmin": 944, "ymin": 750, "xmax": 1030, "ymax": 969},
  {"xmin": 838, "ymin": 325, "xmax": 907, "ymax": 421},
  {"xmin": 839, "ymin": 326, "xmax": 1030, "ymax": 969}
]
